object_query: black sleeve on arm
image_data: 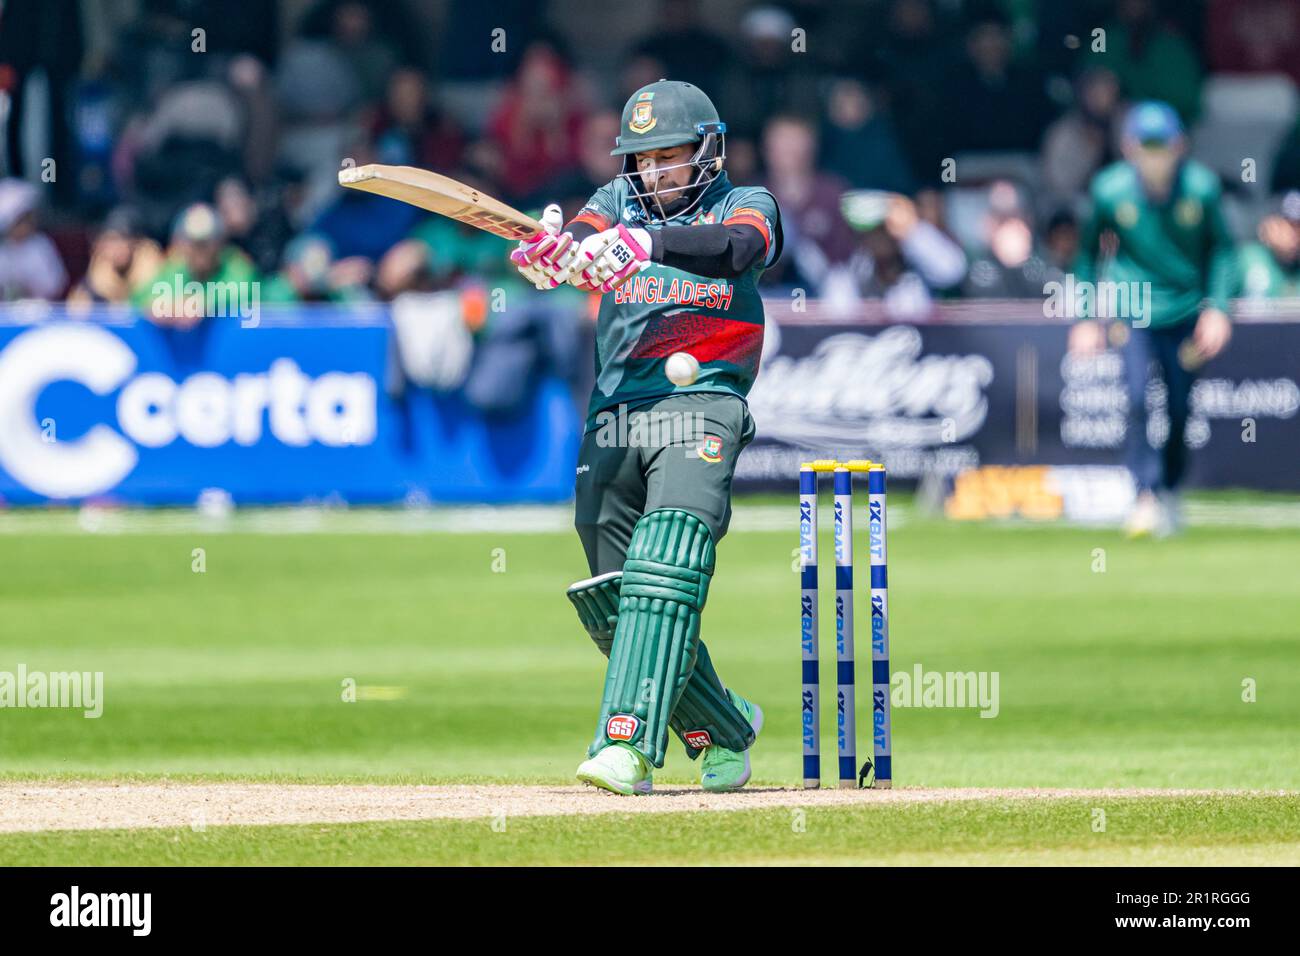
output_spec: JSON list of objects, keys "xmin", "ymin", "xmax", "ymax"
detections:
[
  {"xmin": 650, "ymin": 223, "xmax": 767, "ymax": 279},
  {"xmin": 566, "ymin": 220, "xmax": 601, "ymax": 243}
]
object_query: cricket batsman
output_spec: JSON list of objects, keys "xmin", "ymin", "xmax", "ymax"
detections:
[{"xmin": 510, "ymin": 80, "xmax": 782, "ymax": 794}]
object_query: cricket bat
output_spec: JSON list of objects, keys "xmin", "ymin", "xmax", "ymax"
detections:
[{"xmin": 337, "ymin": 164, "xmax": 545, "ymax": 241}]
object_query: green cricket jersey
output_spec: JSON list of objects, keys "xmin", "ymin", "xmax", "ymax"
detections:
[
  {"xmin": 572, "ymin": 172, "xmax": 781, "ymax": 431},
  {"xmin": 1075, "ymin": 159, "xmax": 1239, "ymax": 328}
]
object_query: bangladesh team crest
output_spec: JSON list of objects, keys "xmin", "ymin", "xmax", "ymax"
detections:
[
  {"xmin": 629, "ymin": 91, "xmax": 657, "ymax": 134},
  {"xmin": 698, "ymin": 435, "xmax": 724, "ymax": 463}
]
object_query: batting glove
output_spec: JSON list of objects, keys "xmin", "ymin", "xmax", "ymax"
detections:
[
  {"xmin": 567, "ymin": 224, "xmax": 652, "ymax": 293},
  {"xmin": 509, "ymin": 204, "xmax": 575, "ymax": 290}
]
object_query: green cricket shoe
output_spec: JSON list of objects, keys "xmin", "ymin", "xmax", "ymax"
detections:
[
  {"xmin": 576, "ymin": 743, "xmax": 654, "ymax": 795},
  {"xmin": 700, "ymin": 690, "xmax": 764, "ymax": 793}
]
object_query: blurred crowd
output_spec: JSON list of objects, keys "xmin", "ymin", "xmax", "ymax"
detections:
[{"xmin": 3, "ymin": 0, "xmax": 1300, "ymax": 321}]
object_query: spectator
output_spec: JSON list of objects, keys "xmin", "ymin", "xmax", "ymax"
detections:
[
  {"xmin": 630, "ymin": 0, "xmax": 731, "ymax": 94},
  {"xmin": 407, "ymin": 216, "xmax": 514, "ymax": 286},
  {"xmin": 120, "ymin": 73, "xmax": 247, "ymax": 237},
  {"xmin": 0, "ymin": 0, "xmax": 84, "ymax": 207},
  {"xmin": 215, "ymin": 176, "xmax": 286, "ymax": 275},
  {"xmin": 1240, "ymin": 191, "xmax": 1300, "ymax": 298},
  {"xmin": 275, "ymin": 7, "xmax": 367, "ymax": 218},
  {"xmin": 1043, "ymin": 208, "xmax": 1080, "ymax": 279},
  {"xmin": 436, "ymin": 0, "xmax": 538, "ymax": 81},
  {"xmin": 869, "ymin": 0, "xmax": 955, "ymax": 184},
  {"xmin": 725, "ymin": 136, "xmax": 761, "ymax": 187},
  {"xmin": 717, "ymin": 6, "xmax": 820, "ymax": 139},
  {"xmin": 260, "ymin": 234, "xmax": 372, "ymax": 303},
  {"xmin": 486, "ymin": 41, "xmax": 584, "ymax": 203},
  {"xmin": 297, "ymin": 0, "xmax": 402, "ymax": 102},
  {"xmin": 1105, "ymin": 0, "xmax": 1202, "ymax": 123},
  {"xmin": 914, "ymin": 187, "xmax": 957, "ymax": 240},
  {"xmin": 842, "ymin": 191, "xmax": 967, "ymax": 318},
  {"xmin": 618, "ymin": 54, "xmax": 670, "ymax": 107},
  {"xmin": 944, "ymin": 4, "xmax": 1051, "ymax": 154},
  {"xmin": 368, "ymin": 68, "xmax": 466, "ymax": 173},
  {"xmin": 227, "ymin": 54, "xmax": 281, "ymax": 187},
  {"xmin": 134, "ymin": 203, "xmax": 257, "ymax": 328},
  {"xmin": 67, "ymin": 206, "xmax": 163, "ymax": 307},
  {"xmin": 761, "ymin": 115, "xmax": 857, "ymax": 291},
  {"xmin": 0, "ymin": 180, "xmax": 69, "ymax": 301},
  {"xmin": 963, "ymin": 181, "xmax": 1053, "ymax": 298},
  {"xmin": 544, "ymin": 110, "xmax": 624, "ymax": 218},
  {"xmin": 820, "ymin": 78, "xmax": 914, "ymax": 194},
  {"xmin": 375, "ymin": 239, "xmax": 440, "ymax": 300},
  {"xmin": 310, "ymin": 145, "xmax": 423, "ymax": 262},
  {"xmin": 1040, "ymin": 68, "xmax": 1124, "ymax": 211}
]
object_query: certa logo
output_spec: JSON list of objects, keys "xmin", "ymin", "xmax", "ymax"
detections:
[
  {"xmin": 0, "ymin": 324, "xmax": 377, "ymax": 498},
  {"xmin": 606, "ymin": 714, "xmax": 640, "ymax": 741}
]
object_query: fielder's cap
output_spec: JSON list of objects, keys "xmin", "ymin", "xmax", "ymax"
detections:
[{"xmin": 1124, "ymin": 100, "xmax": 1183, "ymax": 146}]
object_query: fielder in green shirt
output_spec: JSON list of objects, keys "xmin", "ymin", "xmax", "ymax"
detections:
[
  {"xmin": 509, "ymin": 80, "xmax": 782, "ymax": 795},
  {"xmin": 1069, "ymin": 101, "xmax": 1238, "ymax": 537}
]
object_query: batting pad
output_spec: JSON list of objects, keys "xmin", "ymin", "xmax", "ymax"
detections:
[
  {"xmin": 591, "ymin": 510, "xmax": 719, "ymax": 767},
  {"xmin": 568, "ymin": 571, "xmax": 755, "ymax": 760}
]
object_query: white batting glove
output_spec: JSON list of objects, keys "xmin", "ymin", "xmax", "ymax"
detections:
[
  {"xmin": 509, "ymin": 204, "xmax": 575, "ymax": 290},
  {"xmin": 565, "ymin": 224, "xmax": 652, "ymax": 293}
]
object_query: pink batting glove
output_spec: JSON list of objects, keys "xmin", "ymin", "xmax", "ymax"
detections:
[
  {"xmin": 570, "ymin": 224, "xmax": 651, "ymax": 293},
  {"xmin": 510, "ymin": 204, "xmax": 574, "ymax": 289}
]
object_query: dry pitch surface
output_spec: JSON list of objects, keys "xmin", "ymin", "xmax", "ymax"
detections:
[{"xmin": 1, "ymin": 782, "xmax": 1286, "ymax": 833}]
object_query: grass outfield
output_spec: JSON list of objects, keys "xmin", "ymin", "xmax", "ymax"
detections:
[
  {"xmin": 1, "ymin": 498, "xmax": 1298, "ymax": 863},
  {"xmin": 2, "ymin": 795, "xmax": 1298, "ymax": 866}
]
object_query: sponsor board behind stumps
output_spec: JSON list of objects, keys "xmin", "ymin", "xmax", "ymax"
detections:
[{"xmin": 739, "ymin": 302, "xmax": 1300, "ymax": 492}]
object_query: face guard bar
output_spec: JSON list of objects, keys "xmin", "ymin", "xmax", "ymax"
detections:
[{"xmin": 618, "ymin": 122, "xmax": 727, "ymax": 223}]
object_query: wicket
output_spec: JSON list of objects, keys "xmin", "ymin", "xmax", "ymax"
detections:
[{"xmin": 799, "ymin": 459, "xmax": 893, "ymax": 789}]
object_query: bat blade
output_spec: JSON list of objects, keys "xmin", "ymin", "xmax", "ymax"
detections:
[{"xmin": 338, "ymin": 164, "xmax": 543, "ymax": 241}]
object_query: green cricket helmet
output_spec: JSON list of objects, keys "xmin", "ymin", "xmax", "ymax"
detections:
[{"xmin": 612, "ymin": 80, "xmax": 727, "ymax": 221}]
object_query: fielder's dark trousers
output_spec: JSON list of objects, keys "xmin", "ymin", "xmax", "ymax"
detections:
[{"xmin": 1122, "ymin": 319, "xmax": 1198, "ymax": 493}]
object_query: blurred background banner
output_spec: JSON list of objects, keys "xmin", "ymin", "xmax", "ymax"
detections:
[
  {"xmin": 0, "ymin": 305, "xmax": 581, "ymax": 504},
  {"xmin": 740, "ymin": 304, "xmax": 1300, "ymax": 491}
]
